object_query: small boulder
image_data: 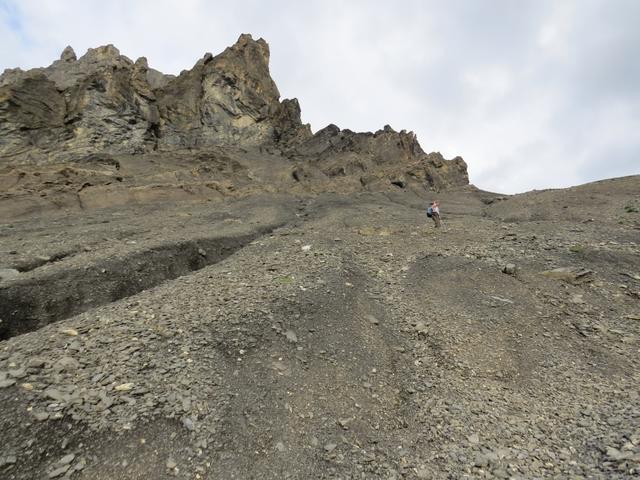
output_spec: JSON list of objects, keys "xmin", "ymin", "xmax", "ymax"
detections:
[
  {"xmin": 284, "ymin": 330, "xmax": 298, "ymax": 343},
  {"xmin": 541, "ymin": 266, "xmax": 594, "ymax": 284},
  {"xmin": 0, "ymin": 268, "xmax": 20, "ymax": 281},
  {"xmin": 502, "ymin": 263, "xmax": 516, "ymax": 275},
  {"xmin": 53, "ymin": 356, "xmax": 79, "ymax": 372}
]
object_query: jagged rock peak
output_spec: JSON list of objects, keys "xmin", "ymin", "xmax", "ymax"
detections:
[
  {"xmin": 230, "ymin": 33, "xmax": 270, "ymax": 62},
  {"xmin": 0, "ymin": 33, "xmax": 316, "ymax": 163},
  {"xmin": 83, "ymin": 44, "xmax": 121, "ymax": 60},
  {"xmin": 0, "ymin": 33, "xmax": 467, "ymax": 193},
  {"xmin": 60, "ymin": 46, "xmax": 76, "ymax": 62},
  {"xmin": 212, "ymin": 33, "xmax": 271, "ymax": 72},
  {"xmin": 134, "ymin": 57, "xmax": 149, "ymax": 70}
]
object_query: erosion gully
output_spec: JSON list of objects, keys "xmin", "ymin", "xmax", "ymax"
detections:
[{"xmin": 0, "ymin": 227, "xmax": 276, "ymax": 340}]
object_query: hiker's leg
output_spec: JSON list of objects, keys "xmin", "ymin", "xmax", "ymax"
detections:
[{"xmin": 434, "ymin": 214, "xmax": 441, "ymax": 228}]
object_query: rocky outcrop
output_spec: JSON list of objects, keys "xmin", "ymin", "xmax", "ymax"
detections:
[
  {"xmin": 0, "ymin": 35, "xmax": 311, "ymax": 165},
  {"xmin": 289, "ymin": 124, "xmax": 468, "ymax": 190},
  {"xmin": 0, "ymin": 73, "xmax": 67, "ymax": 163},
  {"xmin": 0, "ymin": 33, "xmax": 468, "ymax": 196},
  {"xmin": 155, "ymin": 34, "xmax": 311, "ymax": 151}
]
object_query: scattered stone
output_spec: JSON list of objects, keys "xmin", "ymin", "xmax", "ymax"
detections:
[
  {"xmin": 0, "ymin": 379, "xmax": 17, "ymax": 388},
  {"xmin": 416, "ymin": 468, "xmax": 432, "ymax": 479},
  {"xmin": 467, "ymin": 433, "xmax": 480, "ymax": 444},
  {"xmin": 48, "ymin": 465, "xmax": 70, "ymax": 478},
  {"xmin": 474, "ymin": 453, "xmax": 489, "ymax": 467},
  {"xmin": 606, "ymin": 446, "xmax": 633, "ymax": 462},
  {"xmin": 541, "ymin": 267, "xmax": 594, "ymax": 284},
  {"xmin": 8, "ymin": 368, "xmax": 27, "ymax": 379},
  {"xmin": 365, "ymin": 314, "xmax": 379, "ymax": 325},
  {"xmin": 44, "ymin": 388, "xmax": 69, "ymax": 403},
  {"xmin": 621, "ymin": 272, "xmax": 640, "ymax": 281},
  {"xmin": 338, "ymin": 418, "xmax": 352, "ymax": 429},
  {"xmin": 54, "ymin": 356, "xmax": 80, "ymax": 372},
  {"xmin": 489, "ymin": 295, "xmax": 514, "ymax": 305},
  {"xmin": 32, "ymin": 411, "xmax": 50, "ymax": 422},
  {"xmin": 502, "ymin": 263, "xmax": 516, "ymax": 275},
  {"xmin": 27, "ymin": 357, "xmax": 46, "ymax": 369},
  {"xmin": 570, "ymin": 294, "xmax": 585, "ymax": 304},
  {"xmin": 0, "ymin": 67, "xmax": 636, "ymax": 480},
  {"xmin": 0, "ymin": 455, "xmax": 17, "ymax": 467},
  {"xmin": 74, "ymin": 457, "xmax": 87, "ymax": 471},
  {"xmin": 58, "ymin": 453, "xmax": 75, "ymax": 465},
  {"xmin": 0, "ymin": 268, "xmax": 20, "ymax": 281},
  {"xmin": 115, "ymin": 383, "xmax": 135, "ymax": 392},
  {"xmin": 182, "ymin": 417, "xmax": 195, "ymax": 430},
  {"xmin": 284, "ymin": 330, "xmax": 298, "ymax": 343},
  {"xmin": 413, "ymin": 321, "xmax": 428, "ymax": 334}
]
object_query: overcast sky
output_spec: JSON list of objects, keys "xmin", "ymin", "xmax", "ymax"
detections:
[{"xmin": 1, "ymin": 0, "xmax": 638, "ymax": 193}]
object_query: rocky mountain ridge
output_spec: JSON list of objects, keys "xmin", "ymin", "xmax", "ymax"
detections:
[
  {"xmin": 0, "ymin": 34, "xmax": 639, "ymax": 480},
  {"xmin": 0, "ymin": 34, "xmax": 467, "ymax": 218},
  {"xmin": 0, "ymin": 34, "xmax": 310, "ymax": 163}
]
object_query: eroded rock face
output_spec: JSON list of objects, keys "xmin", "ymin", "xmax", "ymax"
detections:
[
  {"xmin": 155, "ymin": 34, "xmax": 311, "ymax": 151},
  {"xmin": 0, "ymin": 73, "xmax": 67, "ymax": 164},
  {"xmin": 0, "ymin": 33, "xmax": 469, "ymax": 203},
  {"xmin": 0, "ymin": 34, "xmax": 311, "ymax": 165},
  {"xmin": 290, "ymin": 124, "xmax": 469, "ymax": 190}
]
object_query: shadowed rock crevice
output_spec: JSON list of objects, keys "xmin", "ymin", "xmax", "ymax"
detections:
[{"xmin": 0, "ymin": 226, "xmax": 280, "ymax": 340}]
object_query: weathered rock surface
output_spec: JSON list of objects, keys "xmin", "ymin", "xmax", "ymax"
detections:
[
  {"xmin": 289, "ymin": 123, "xmax": 468, "ymax": 189},
  {"xmin": 0, "ymin": 178, "xmax": 639, "ymax": 479},
  {"xmin": 2, "ymin": 33, "xmax": 638, "ymax": 480},
  {"xmin": 0, "ymin": 35, "xmax": 310, "ymax": 164},
  {"xmin": 1, "ymin": 34, "xmax": 467, "ymax": 220}
]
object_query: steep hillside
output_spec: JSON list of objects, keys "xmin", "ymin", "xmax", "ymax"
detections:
[
  {"xmin": 0, "ymin": 35, "xmax": 639, "ymax": 480},
  {"xmin": 0, "ymin": 178, "xmax": 639, "ymax": 479}
]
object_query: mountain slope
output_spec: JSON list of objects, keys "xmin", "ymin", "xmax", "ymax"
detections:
[
  {"xmin": 0, "ymin": 178, "xmax": 639, "ymax": 479},
  {"xmin": 1, "ymin": 34, "xmax": 638, "ymax": 480}
]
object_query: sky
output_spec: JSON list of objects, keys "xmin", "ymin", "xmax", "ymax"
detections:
[{"xmin": 1, "ymin": 0, "xmax": 638, "ymax": 194}]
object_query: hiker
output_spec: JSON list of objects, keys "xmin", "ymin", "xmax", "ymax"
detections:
[{"xmin": 427, "ymin": 200, "xmax": 441, "ymax": 228}]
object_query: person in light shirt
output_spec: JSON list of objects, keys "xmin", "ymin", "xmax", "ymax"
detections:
[{"xmin": 429, "ymin": 200, "xmax": 441, "ymax": 228}]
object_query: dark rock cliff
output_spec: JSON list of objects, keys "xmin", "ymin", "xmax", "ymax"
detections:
[
  {"xmin": 0, "ymin": 34, "xmax": 468, "ymax": 197},
  {"xmin": 0, "ymin": 35, "xmax": 311, "ymax": 165}
]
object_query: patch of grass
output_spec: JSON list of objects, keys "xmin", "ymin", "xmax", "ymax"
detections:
[
  {"xmin": 276, "ymin": 275, "xmax": 294, "ymax": 285},
  {"xmin": 569, "ymin": 245, "xmax": 585, "ymax": 254}
]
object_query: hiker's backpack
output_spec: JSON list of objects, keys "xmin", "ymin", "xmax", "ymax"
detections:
[{"xmin": 427, "ymin": 206, "xmax": 433, "ymax": 218}]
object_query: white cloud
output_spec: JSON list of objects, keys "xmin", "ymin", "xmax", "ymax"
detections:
[{"xmin": 537, "ymin": 1, "xmax": 576, "ymax": 58}]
